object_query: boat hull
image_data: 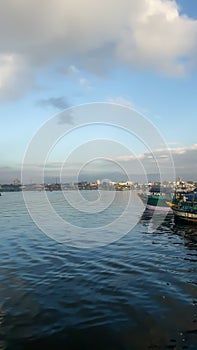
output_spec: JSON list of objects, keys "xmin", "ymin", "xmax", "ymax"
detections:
[
  {"xmin": 173, "ymin": 208, "xmax": 197, "ymax": 223},
  {"xmin": 146, "ymin": 204, "xmax": 172, "ymax": 212},
  {"xmin": 138, "ymin": 193, "xmax": 173, "ymax": 212},
  {"xmin": 146, "ymin": 195, "xmax": 173, "ymax": 212}
]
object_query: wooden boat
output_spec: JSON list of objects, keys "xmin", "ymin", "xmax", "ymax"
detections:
[
  {"xmin": 138, "ymin": 186, "xmax": 173, "ymax": 212},
  {"xmin": 167, "ymin": 190, "xmax": 197, "ymax": 223}
]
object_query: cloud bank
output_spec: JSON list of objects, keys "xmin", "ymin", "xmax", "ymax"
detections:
[
  {"xmin": 0, "ymin": 0, "xmax": 197, "ymax": 99},
  {"xmin": 1, "ymin": 144, "xmax": 197, "ymax": 183}
]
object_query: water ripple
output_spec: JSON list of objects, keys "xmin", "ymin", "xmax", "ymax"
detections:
[{"xmin": 0, "ymin": 192, "xmax": 197, "ymax": 349}]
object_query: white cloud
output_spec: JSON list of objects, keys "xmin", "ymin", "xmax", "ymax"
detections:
[
  {"xmin": 116, "ymin": 0, "xmax": 197, "ymax": 76},
  {"xmin": 0, "ymin": 54, "xmax": 32, "ymax": 100},
  {"xmin": 79, "ymin": 77, "xmax": 91, "ymax": 89},
  {"xmin": 154, "ymin": 144, "xmax": 197, "ymax": 155},
  {"xmin": 67, "ymin": 65, "xmax": 80, "ymax": 76},
  {"xmin": 113, "ymin": 144, "xmax": 197, "ymax": 178},
  {"xmin": 0, "ymin": 0, "xmax": 197, "ymax": 98},
  {"xmin": 114, "ymin": 153, "xmax": 145, "ymax": 162},
  {"xmin": 107, "ymin": 97, "xmax": 133, "ymax": 108},
  {"xmin": 0, "ymin": 55, "xmax": 13, "ymax": 89}
]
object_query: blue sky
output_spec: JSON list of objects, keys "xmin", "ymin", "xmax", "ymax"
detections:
[{"xmin": 1, "ymin": 0, "xmax": 197, "ymax": 183}]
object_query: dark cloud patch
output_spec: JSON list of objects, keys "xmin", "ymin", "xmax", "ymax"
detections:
[
  {"xmin": 58, "ymin": 110, "xmax": 75, "ymax": 125},
  {"xmin": 37, "ymin": 96, "xmax": 69, "ymax": 111}
]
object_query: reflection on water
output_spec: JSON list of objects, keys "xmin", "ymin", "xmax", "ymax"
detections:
[{"xmin": 0, "ymin": 192, "xmax": 196, "ymax": 349}]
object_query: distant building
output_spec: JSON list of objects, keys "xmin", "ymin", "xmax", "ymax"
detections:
[{"xmin": 13, "ymin": 178, "xmax": 21, "ymax": 186}]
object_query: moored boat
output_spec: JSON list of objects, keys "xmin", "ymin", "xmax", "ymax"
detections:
[
  {"xmin": 167, "ymin": 190, "xmax": 197, "ymax": 223},
  {"xmin": 138, "ymin": 186, "xmax": 173, "ymax": 212}
]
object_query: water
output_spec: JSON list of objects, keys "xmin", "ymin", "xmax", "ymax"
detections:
[{"xmin": 0, "ymin": 192, "xmax": 197, "ymax": 349}]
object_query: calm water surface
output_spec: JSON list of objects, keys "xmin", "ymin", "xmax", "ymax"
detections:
[{"xmin": 0, "ymin": 192, "xmax": 197, "ymax": 350}]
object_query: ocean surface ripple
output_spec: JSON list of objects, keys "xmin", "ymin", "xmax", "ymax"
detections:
[{"xmin": 0, "ymin": 192, "xmax": 196, "ymax": 349}]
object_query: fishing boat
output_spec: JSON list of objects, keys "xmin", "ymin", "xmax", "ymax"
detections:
[
  {"xmin": 138, "ymin": 186, "xmax": 173, "ymax": 212},
  {"xmin": 167, "ymin": 190, "xmax": 197, "ymax": 223}
]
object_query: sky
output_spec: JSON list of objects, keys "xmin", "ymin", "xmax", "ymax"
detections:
[{"xmin": 1, "ymin": 0, "xmax": 197, "ymax": 183}]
